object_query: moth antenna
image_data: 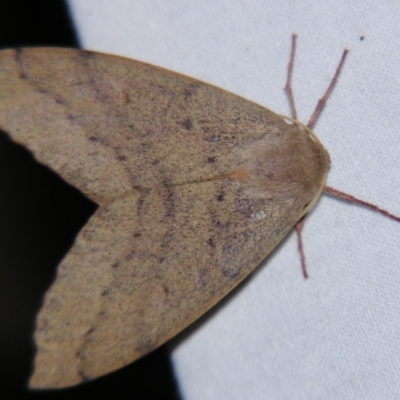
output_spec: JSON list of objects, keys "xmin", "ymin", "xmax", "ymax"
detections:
[
  {"xmin": 294, "ymin": 217, "xmax": 309, "ymax": 279},
  {"xmin": 323, "ymin": 186, "xmax": 400, "ymax": 223},
  {"xmin": 284, "ymin": 33, "xmax": 298, "ymax": 120},
  {"xmin": 307, "ymin": 48, "xmax": 349, "ymax": 129}
]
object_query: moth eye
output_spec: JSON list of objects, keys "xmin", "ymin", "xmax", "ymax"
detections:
[
  {"xmin": 306, "ymin": 130, "xmax": 318, "ymax": 143},
  {"xmin": 283, "ymin": 117, "xmax": 294, "ymax": 125}
]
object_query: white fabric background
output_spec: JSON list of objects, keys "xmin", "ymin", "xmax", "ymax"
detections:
[{"xmin": 66, "ymin": 1, "xmax": 400, "ymax": 399}]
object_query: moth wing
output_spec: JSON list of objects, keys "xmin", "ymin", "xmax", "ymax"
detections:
[
  {"xmin": 29, "ymin": 176, "xmax": 300, "ymax": 388},
  {"xmin": 0, "ymin": 48, "xmax": 285, "ymax": 203}
]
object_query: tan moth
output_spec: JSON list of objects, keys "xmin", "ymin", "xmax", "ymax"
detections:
[{"xmin": 0, "ymin": 35, "xmax": 398, "ymax": 388}]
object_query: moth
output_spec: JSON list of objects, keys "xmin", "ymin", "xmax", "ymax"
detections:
[{"xmin": 0, "ymin": 35, "xmax": 398, "ymax": 388}]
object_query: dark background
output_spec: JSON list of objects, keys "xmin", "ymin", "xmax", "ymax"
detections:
[{"xmin": 0, "ymin": 1, "xmax": 181, "ymax": 399}]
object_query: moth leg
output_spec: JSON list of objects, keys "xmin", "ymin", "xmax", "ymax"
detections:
[
  {"xmin": 294, "ymin": 217, "xmax": 309, "ymax": 279},
  {"xmin": 284, "ymin": 33, "xmax": 298, "ymax": 120},
  {"xmin": 324, "ymin": 186, "xmax": 400, "ymax": 223},
  {"xmin": 284, "ymin": 33, "xmax": 349, "ymax": 128},
  {"xmin": 307, "ymin": 48, "xmax": 349, "ymax": 129},
  {"xmin": 296, "ymin": 186, "xmax": 400, "ymax": 279}
]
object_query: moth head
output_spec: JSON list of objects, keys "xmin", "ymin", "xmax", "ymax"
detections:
[{"xmin": 235, "ymin": 117, "xmax": 330, "ymax": 214}]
